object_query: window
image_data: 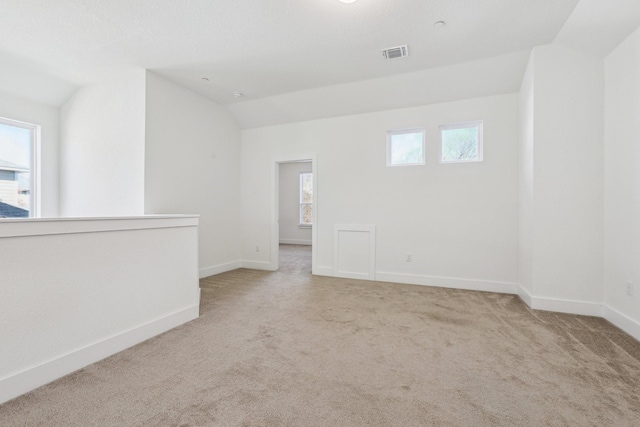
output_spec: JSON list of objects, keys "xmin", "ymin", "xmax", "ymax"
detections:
[
  {"xmin": 299, "ymin": 172, "xmax": 313, "ymax": 227},
  {"xmin": 439, "ymin": 121, "xmax": 483, "ymax": 163},
  {"xmin": 0, "ymin": 117, "xmax": 39, "ymax": 218},
  {"xmin": 387, "ymin": 129, "xmax": 425, "ymax": 166}
]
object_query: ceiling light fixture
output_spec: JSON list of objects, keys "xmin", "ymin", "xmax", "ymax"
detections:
[
  {"xmin": 338, "ymin": 0, "xmax": 357, "ymax": 3},
  {"xmin": 434, "ymin": 21, "xmax": 445, "ymax": 29},
  {"xmin": 233, "ymin": 92, "xmax": 243, "ymax": 99}
]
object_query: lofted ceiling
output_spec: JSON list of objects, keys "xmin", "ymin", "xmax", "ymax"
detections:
[
  {"xmin": 553, "ymin": 0, "xmax": 640, "ymax": 56},
  {"xmin": 0, "ymin": 0, "xmax": 639, "ymax": 127}
]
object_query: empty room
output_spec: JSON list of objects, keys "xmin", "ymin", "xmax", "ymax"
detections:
[{"xmin": 1, "ymin": 0, "xmax": 639, "ymax": 425}]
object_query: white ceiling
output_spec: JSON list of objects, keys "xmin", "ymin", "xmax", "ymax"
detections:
[
  {"xmin": 553, "ymin": 0, "xmax": 640, "ymax": 56},
  {"xmin": 228, "ymin": 50, "xmax": 532, "ymax": 129},
  {"xmin": 0, "ymin": 0, "xmax": 639, "ymax": 127},
  {"xmin": 0, "ymin": 1, "xmax": 577, "ymax": 101}
]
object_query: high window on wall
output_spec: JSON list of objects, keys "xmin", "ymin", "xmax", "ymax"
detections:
[
  {"xmin": 0, "ymin": 117, "xmax": 39, "ymax": 218},
  {"xmin": 387, "ymin": 128, "xmax": 425, "ymax": 166},
  {"xmin": 440, "ymin": 121, "xmax": 483, "ymax": 163},
  {"xmin": 299, "ymin": 172, "xmax": 313, "ymax": 227}
]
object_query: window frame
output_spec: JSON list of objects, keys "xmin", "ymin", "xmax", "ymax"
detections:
[
  {"xmin": 386, "ymin": 128, "xmax": 426, "ymax": 167},
  {"xmin": 439, "ymin": 120, "xmax": 483, "ymax": 164},
  {"xmin": 0, "ymin": 116, "xmax": 40, "ymax": 218},
  {"xmin": 299, "ymin": 171, "xmax": 313, "ymax": 228}
]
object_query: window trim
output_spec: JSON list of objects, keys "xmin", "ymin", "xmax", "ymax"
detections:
[
  {"xmin": 439, "ymin": 120, "xmax": 483, "ymax": 164},
  {"xmin": 0, "ymin": 116, "xmax": 40, "ymax": 218},
  {"xmin": 299, "ymin": 171, "xmax": 312, "ymax": 227},
  {"xmin": 386, "ymin": 128, "xmax": 426, "ymax": 167}
]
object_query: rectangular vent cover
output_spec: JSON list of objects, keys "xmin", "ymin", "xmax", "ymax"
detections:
[{"xmin": 382, "ymin": 45, "xmax": 408, "ymax": 59}]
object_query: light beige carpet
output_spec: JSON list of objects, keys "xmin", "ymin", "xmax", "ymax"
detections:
[{"xmin": 1, "ymin": 244, "xmax": 639, "ymax": 426}]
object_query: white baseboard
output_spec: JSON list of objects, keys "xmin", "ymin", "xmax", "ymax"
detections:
[
  {"xmin": 337, "ymin": 271, "xmax": 373, "ymax": 281},
  {"xmin": 199, "ymin": 261, "xmax": 242, "ymax": 278},
  {"xmin": 603, "ymin": 305, "xmax": 640, "ymax": 342},
  {"xmin": 279, "ymin": 239, "xmax": 312, "ymax": 245},
  {"xmin": 0, "ymin": 305, "xmax": 199, "ymax": 405},
  {"xmin": 315, "ymin": 268, "xmax": 518, "ymax": 294},
  {"xmin": 241, "ymin": 260, "xmax": 277, "ymax": 271},
  {"xmin": 519, "ymin": 295, "xmax": 640, "ymax": 341},
  {"xmin": 315, "ymin": 266, "xmax": 370, "ymax": 280},
  {"xmin": 316, "ymin": 270, "xmax": 640, "ymax": 341},
  {"xmin": 517, "ymin": 285, "xmax": 533, "ymax": 307},
  {"xmin": 522, "ymin": 295, "xmax": 603, "ymax": 317},
  {"xmin": 314, "ymin": 266, "xmax": 335, "ymax": 277},
  {"xmin": 376, "ymin": 271, "xmax": 519, "ymax": 294},
  {"xmin": 200, "ymin": 260, "xmax": 278, "ymax": 275}
]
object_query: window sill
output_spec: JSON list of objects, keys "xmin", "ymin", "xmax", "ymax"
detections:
[{"xmin": 298, "ymin": 224, "xmax": 312, "ymax": 229}]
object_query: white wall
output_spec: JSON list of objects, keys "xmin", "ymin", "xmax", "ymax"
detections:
[
  {"xmin": 604, "ymin": 26, "xmax": 640, "ymax": 330},
  {"xmin": 518, "ymin": 45, "xmax": 604, "ymax": 312},
  {"xmin": 242, "ymin": 94, "xmax": 519, "ymax": 292},
  {"xmin": 144, "ymin": 72, "xmax": 242, "ymax": 277},
  {"xmin": 279, "ymin": 161, "xmax": 312, "ymax": 245},
  {"xmin": 518, "ymin": 58, "xmax": 535, "ymax": 299},
  {"xmin": 60, "ymin": 70, "xmax": 146, "ymax": 217},
  {"xmin": 0, "ymin": 216, "xmax": 200, "ymax": 404},
  {"xmin": 0, "ymin": 91, "xmax": 59, "ymax": 217}
]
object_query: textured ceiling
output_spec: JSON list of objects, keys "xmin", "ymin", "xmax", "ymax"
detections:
[{"xmin": 0, "ymin": 0, "xmax": 580, "ymax": 107}]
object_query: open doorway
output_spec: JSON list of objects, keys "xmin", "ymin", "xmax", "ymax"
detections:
[{"xmin": 273, "ymin": 157, "xmax": 317, "ymax": 274}]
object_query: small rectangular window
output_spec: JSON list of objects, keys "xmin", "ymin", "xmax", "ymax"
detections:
[
  {"xmin": 387, "ymin": 129, "xmax": 425, "ymax": 166},
  {"xmin": 440, "ymin": 121, "xmax": 483, "ymax": 163},
  {"xmin": 299, "ymin": 172, "xmax": 313, "ymax": 226},
  {"xmin": 0, "ymin": 117, "xmax": 39, "ymax": 218}
]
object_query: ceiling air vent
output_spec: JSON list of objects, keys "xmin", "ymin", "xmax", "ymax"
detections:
[{"xmin": 382, "ymin": 45, "xmax": 408, "ymax": 59}]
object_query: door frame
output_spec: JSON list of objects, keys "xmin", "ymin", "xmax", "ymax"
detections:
[{"xmin": 272, "ymin": 154, "xmax": 317, "ymax": 273}]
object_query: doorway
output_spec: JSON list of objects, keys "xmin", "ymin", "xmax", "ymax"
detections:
[{"xmin": 273, "ymin": 156, "xmax": 317, "ymax": 273}]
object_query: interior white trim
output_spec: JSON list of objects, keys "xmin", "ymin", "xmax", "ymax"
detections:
[
  {"xmin": 314, "ymin": 266, "xmax": 335, "ymax": 277},
  {"xmin": 386, "ymin": 128, "xmax": 426, "ymax": 167},
  {"xmin": 333, "ymin": 224, "xmax": 376, "ymax": 280},
  {"xmin": 0, "ymin": 116, "xmax": 41, "ymax": 218},
  {"xmin": 333, "ymin": 271, "xmax": 372, "ymax": 281},
  {"xmin": 272, "ymin": 155, "xmax": 318, "ymax": 274},
  {"xmin": 210, "ymin": 260, "xmax": 640, "ymax": 342},
  {"xmin": 322, "ymin": 272, "xmax": 640, "ymax": 341},
  {"xmin": 517, "ymin": 285, "xmax": 533, "ymax": 307},
  {"xmin": 241, "ymin": 260, "xmax": 277, "ymax": 271},
  {"xmin": 525, "ymin": 295, "xmax": 603, "ymax": 317},
  {"xmin": 279, "ymin": 239, "xmax": 312, "ymax": 245},
  {"xmin": 517, "ymin": 286, "xmax": 604, "ymax": 317},
  {"xmin": 438, "ymin": 120, "xmax": 484, "ymax": 163},
  {"xmin": 315, "ymin": 269, "xmax": 640, "ymax": 342},
  {"xmin": 377, "ymin": 272, "xmax": 518, "ymax": 294},
  {"xmin": 603, "ymin": 305, "xmax": 640, "ymax": 342},
  {"xmin": 517, "ymin": 292, "xmax": 640, "ymax": 340},
  {"xmin": 0, "ymin": 305, "xmax": 199, "ymax": 405},
  {"xmin": 0, "ymin": 215, "xmax": 199, "ymax": 238},
  {"xmin": 199, "ymin": 261, "xmax": 242, "ymax": 278},
  {"xmin": 313, "ymin": 267, "xmax": 372, "ymax": 281}
]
